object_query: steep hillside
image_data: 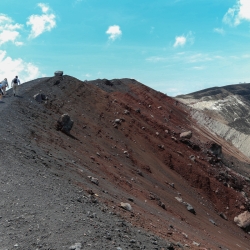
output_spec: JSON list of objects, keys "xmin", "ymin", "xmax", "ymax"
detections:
[
  {"xmin": 176, "ymin": 83, "xmax": 250, "ymax": 158},
  {"xmin": 1, "ymin": 76, "xmax": 250, "ymax": 249}
]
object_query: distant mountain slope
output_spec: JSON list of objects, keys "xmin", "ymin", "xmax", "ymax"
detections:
[{"xmin": 176, "ymin": 83, "xmax": 250, "ymax": 158}]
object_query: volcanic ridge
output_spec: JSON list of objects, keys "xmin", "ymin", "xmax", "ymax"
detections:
[{"xmin": 1, "ymin": 75, "xmax": 250, "ymax": 249}]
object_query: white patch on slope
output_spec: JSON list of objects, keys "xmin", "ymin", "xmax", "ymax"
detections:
[{"xmin": 189, "ymin": 95, "xmax": 246, "ymax": 111}]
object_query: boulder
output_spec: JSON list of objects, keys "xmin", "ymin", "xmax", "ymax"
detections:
[
  {"xmin": 207, "ymin": 142, "xmax": 222, "ymax": 157},
  {"xmin": 234, "ymin": 211, "xmax": 250, "ymax": 231},
  {"xmin": 33, "ymin": 93, "xmax": 47, "ymax": 103},
  {"xmin": 56, "ymin": 114, "xmax": 74, "ymax": 134},
  {"xmin": 54, "ymin": 71, "xmax": 63, "ymax": 76},
  {"xmin": 120, "ymin": 202, "xmax": 132, "ymax": 211},
  {"xmin": 180, "ymin": 131, "xmax": 192, "ymax": 139}
]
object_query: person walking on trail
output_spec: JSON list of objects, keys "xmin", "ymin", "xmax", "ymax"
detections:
[
  {"xmin": 0, "ymin": 82, "xmax": 4, "ymax": 102},
  {"xmin": 11, "ymin": 76, "xmax": 20, "ymax": 97},
  {"xmin": 1, "ymin": 78, "xmax": 9, "ymax": 96}
]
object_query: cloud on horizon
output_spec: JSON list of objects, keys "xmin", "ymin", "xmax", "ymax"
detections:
[
  {"xmin": 0, "ymin": 50, "xmax": 41, "ymax": 83},
  {"xmin": 106, "ymin": 25, "xmax": 122, "ymax": 41},
  {"xmin": 0, "ymin": 14, "xmax": 23, "ymax": 46},
  {"xmin": 27, "ymin": 3, "xmax": 56, "ymax": 39},
  {"xmin": 223, "ymin": 0, "xmax": 250, "ymax": 26}
]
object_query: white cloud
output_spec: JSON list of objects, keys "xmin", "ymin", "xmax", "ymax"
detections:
[
  {"xmin": 173, "ymin": 31, "xmax": 194, "ymax": 48},
  {"xmin": 14, "ymin": 41, "xmax": 24, "ymax": 46},
  {"xmin": 38, "ymin": 3, "xmax": 49, "ymax": 13},
  {"xmin": 146, "ymin": 56, "xmax": 166, "ymax": 63},
  {"xmin": 192, "ymin": 66, "xmax": 205, "ymax": 70},
  {"xmin": 0, "ymin": 14, "xmax": 23, "ymax": 45},
  {"xmin": 27, "ymin": 3, "xmax": 56, "ymax": 39},
  {"xmin": 0, "ymin": 50, "xmax": 41, "ymax": 83},
  {"xmin": 173, "ymin": 36, "xmax": 186, "ymax": 47},
  {"xmin": 213, "ymin": 28, "xmax": 225, "ymax": 35},
  {"xmin": 223, "ymin": 0, "xmax": 250, "ymax": 26},
  {"xmin": 106, "ymin": 25, "xmax": 122, "ymax": 41}
]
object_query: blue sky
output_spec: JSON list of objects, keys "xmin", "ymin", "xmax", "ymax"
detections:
[{"xmin": 0, "ymin": 0, "xmax": 250, "ymax": 96}]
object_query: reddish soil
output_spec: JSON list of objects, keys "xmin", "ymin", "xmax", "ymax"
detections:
[{"xmin": 6, "ymin": 76, "xmax": 250, "ymax": 249}]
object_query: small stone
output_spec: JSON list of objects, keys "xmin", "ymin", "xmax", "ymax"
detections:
[
  {"xmin": 192, "ymin": 241, "xmax": 200, "ymax": 247},
  {"xmin": 69, "ymin": 243, "xmax": 82, "ymax": 250},
  {"xmin": 187, "ymin": 204, "xmax": 196, "ymax": 214},
  {"xmin": 180, "ymin": 131, "xmax": 192, "ymax": 139},
  {"xmin": 89, "ymin": 176, "xmax": 99, "ymax": 185},
  {"xmin": 175, "ymin": 197, "xmax": 183, "ymax": 203},
  {"xmin": 120, "ymin": 202, "xmax": 132, "ymax": 211},
  {"xmin": 219, "ymin": 212, "xmax": 228, "ymax": 220},
  {"xmin": 189, "ymin": 155, "xmax": 196, "ymax": 162},
  {"xmin": 209, "ymin": 218, "xmax": 217, "ymax": 225}
]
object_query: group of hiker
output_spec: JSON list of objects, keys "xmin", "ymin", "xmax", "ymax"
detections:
[{"xmin": 0, "ymin": 76, "xmax": 21, "ymax": 99}]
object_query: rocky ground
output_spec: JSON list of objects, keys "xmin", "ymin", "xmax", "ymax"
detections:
[{"xmin": 0, "ymin": 76, "xmax": 250, "ymax": 250}]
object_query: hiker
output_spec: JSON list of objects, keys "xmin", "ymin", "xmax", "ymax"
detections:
[
  {"xmin": 1, "ymin": 78, "xmax": 9, "ymax": 96},
  {"xmin": 0, "ymin": 82, "xmax": 3, "ymax": 101},
  {"xmin": 11, "ymin": 76, "xmax": 20, "ymax": 97}
]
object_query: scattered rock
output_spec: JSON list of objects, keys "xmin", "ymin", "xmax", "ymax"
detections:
[
  {"xmin": 209, "ymin": 218, "xmax": 217, "ymax": 225},
  {"xmin": 88, "ymin": 176, "xmax": 99, "ymax": 185},
  {"xmin": 219, "ymin": 213, "xmax": 228, "ymax": 220},
  {"xmin": 170, "ymin": 183, "xmax": 175, "ymax": 188},
  {"xmin": 166, "ymin": 242, "xmax": 175, "ymax": 250},
  {"xmin": 186, "ymin": 204, "xmax": 196, "ymax": 215},
  {"xmin": 33, "ymin": 93, "xmax": 48, "ymax": 103},
  {"xmin": 180, "ymin": 131, "xmax": 192, "ymax": 139},
  {"xmin": 192, "ymin": 241, "xmax": 200, "ymax": 247},
  {"xmin": 234, "ymin": 211, "xmax": 250, "ymax": 231},
  {"xmin": 175, "ymin": 197, "xmax": 183, "ymax": 203},
  {"xmin": 120, "ymin": 202, "xmax": 132, "ymax": 211},
  {"xmin": 56, "ymin": 114, "xmax": 74, "ymax": 134},
  {"xmin": 158, "ymin": 144, "xmax": 165, "ymax": 150},
  {"xmin": 136, "ymin": 169, "xmax": 143, "ymax": 176},
  {"xmin": 189, "ymin": 155, "xmax": 196, "ymax": 162},
  {"xmin": 171, "ymin": 136, "xmax": 177, "ymax": 142},
  {"xmin": 158, "ymin": 200, "xmax": 166, "ymax": 209},
  {"xmin": 207, "ymin": 142, "xmax": 222, "ymax": 157},
  {"xmin": 54, "ymin": 70, "xmax": 63, "ymax": 76},
  {"xmin": 69, "ymin": 243, "xmax": 82, "ymax": 250},
  {"xmin": 114, "ymin": 119, "xmax": 121, "ymax": 124}
]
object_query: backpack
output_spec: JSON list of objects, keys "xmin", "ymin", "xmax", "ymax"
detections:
[{"xmin": 13, "ymin": 78, "xmax": 18, "ymax": 84}]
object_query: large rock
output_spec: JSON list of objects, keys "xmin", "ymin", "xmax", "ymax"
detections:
[
  {"xmin": 54, "ymin": 71, "xmax": 63, "ymax": 76},
  {"xmin": 33, "ymin": 93, "xmax": 47, "ymax": 103},
  {"xmin": 207, "ymin": 142, "xmax": 222, "ymax": 157},
  {"xmin": 180, "ymin": 131, "xmax": 192, "ymax": 139},
  {"xmin": 234, "ymin": 211, "xmax": 250, "ymax": 231},
  {"xmin": 56, "ymin": 114, "xmax": 74, "ymax": 134}
]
